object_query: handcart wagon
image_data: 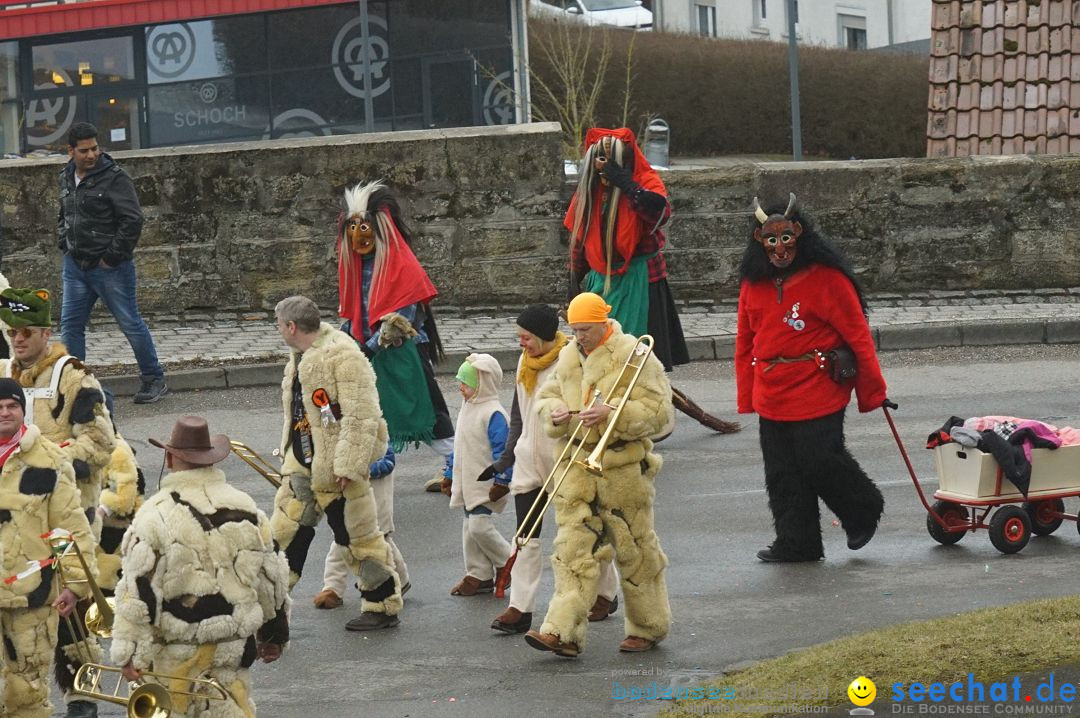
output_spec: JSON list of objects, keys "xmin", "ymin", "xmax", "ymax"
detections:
[{"xmin": 883, "ymin": 406, "xmax": 1080, "ymax": 555}]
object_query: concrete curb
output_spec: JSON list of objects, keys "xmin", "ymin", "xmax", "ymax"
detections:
[{"xmin": 99, "ymin": 318, "xmax": 1080, "ymax": 397}]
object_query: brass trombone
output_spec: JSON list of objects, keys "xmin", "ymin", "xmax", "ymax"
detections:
[
  {"xmin": 73, "ymin": 661, "xmax": 236, "ymax": 718},
  {"xmin": 495, "ymin": 335, "xmax": 654, "ymax": 597},
  {"xmin": 47, "ymin": 532, "xmax": 237, "ymax": 717},
  {"xmin": 46, "ymin": 531, "xmax": 114, "ymax": 662},
  {"xmin": 229, "ymin": 440, "xmax": 282, "ymax": 488}
]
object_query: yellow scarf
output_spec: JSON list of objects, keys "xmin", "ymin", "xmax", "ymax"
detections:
[{"xmin": 517, "ymin": 332, "xmax": 568, "ymax": 396}]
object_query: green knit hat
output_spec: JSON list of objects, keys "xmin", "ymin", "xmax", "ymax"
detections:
[
  {"xmin": 456, "ymin": 360, "xmax": 479, "ymax": 389},
  {"xmin": 0, "ymin": 288, "xmax": 52, "ymax": 328}
]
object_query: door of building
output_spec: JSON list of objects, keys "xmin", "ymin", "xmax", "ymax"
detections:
[{"xmin": 23, "ymin": 32, "xmax": 144, "ymax": 153}]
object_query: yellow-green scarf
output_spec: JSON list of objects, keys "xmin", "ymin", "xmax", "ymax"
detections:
[{"xmin": 517, "ymin": 331, "xmax": 568, "ymax": 396}]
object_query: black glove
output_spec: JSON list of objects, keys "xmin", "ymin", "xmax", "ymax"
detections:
[
  {"xmin": 882, "ymin": 398, "xmax": 899, "ymax": 410},
  {"xmin": 476, "ymin": 465, "xmax": 496, "ymax": 482},
  {"xmin": 602, "ymin": 157, "xmax": 636, "ymax": 193}
]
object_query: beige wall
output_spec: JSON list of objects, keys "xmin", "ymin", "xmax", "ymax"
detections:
[{"xmin": 2, "ymin": 122, "xmax": 1078, "ymax": 316}]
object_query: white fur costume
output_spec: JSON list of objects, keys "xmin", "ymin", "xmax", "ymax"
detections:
[
  {"xmin": 111, "ymin": 467, "xmax": 290, "ymax": 718},
  {"xmin": 0, "ymin": 343, "xmax": 115, "ymax": 698},
  {"xmin": 269, "ymin": 323, "xmax": 402, "ymax": 616},
  {"xmin": 97, "ymin": 433, "xmax": 144, "ymax": 592},
  {"xmin": 534, "ymin": 321, "xmax": 673, "ymax": 650},
  {"xmin": 450, "ymin": 354, "xmax": 512, "ymax": 583},
  {"xmin": 0, "ymin": 425, "xmax": 95, "ymax": 718}
]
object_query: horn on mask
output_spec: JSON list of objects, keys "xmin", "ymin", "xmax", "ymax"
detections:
[
  {"xmin": 752, "ymin": 197, "xmax": 769, "ymax": 224},
  {"xmin": 784, "ymin": 192, "xmax": 797, "ymax": 219}
]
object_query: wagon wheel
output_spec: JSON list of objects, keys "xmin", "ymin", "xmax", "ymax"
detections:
[
  {"xmin": 926, "ymin": 500, "xmax": 968, "ymax": 545},
  {"xmin": 988, "ymin": 505, "xmax": 1031, "ymax": 554},
  {"xmin": 1023, "ymin": 499, "xmax": 1065, "ymax": 536}
]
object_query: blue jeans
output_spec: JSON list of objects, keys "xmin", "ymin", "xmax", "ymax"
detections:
[{"xmin": 60, "ymin": 254, "xmax": 164, "ymax": 380}]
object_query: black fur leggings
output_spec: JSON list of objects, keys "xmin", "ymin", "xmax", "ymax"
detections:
[{"xmin": 759, "ymin": 408, "xmax": 884, "ymax": 559}]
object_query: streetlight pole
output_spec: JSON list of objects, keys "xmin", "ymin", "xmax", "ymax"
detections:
[{"xmin": 786, "ymin": 0, "xmax": 803, "ymax": 160}]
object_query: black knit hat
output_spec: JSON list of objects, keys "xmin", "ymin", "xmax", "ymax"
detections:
[
  {"xmin": 516, "ymin": 304, "xmax": 559, "ymax": 342},
  {"xmin": 0, "ymin": 378, "xmax": 26, "ymax": 412}
]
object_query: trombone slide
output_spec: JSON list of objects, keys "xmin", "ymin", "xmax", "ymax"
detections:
[{"xmin": 229, "ymin": 441, "xmax": 283, "ymax": 488}]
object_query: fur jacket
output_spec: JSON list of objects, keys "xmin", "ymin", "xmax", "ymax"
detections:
[
  {"xmin": 278, "ymin": 323, "xmax": 389, "ymax": 488},
  {"xmin": 0, "ymin": 344, "xmax": 115, "ymax": 517},
  {"xmin": 110, "ymin": 467, "xmax": 291, "ymax": 671},
  {"xmin": 536, "ymin": 321, "xmax": 673, "ymax": 471},
  {"xmin": 99, "ymin": 433, "xmax": 143, "ymax": 521},
  {"xmin": 0, "ymin": 424, "xmax": 95, "ymax": 609}
]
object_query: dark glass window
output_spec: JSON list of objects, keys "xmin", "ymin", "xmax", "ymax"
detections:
[
  {"xmin": 148, "ymin": 77, "xmax": 268, "ymax": 145},
  {"xmin": 271, "ymin": 67, "xmax": 365, "ymax": 133},
  {"xmin": 32, "ymin": 36, "xmax": 136, "ymax": 89},
  {"xmin": 269, "ymin": 6, "xmax": 362, "ymax": 71},
  {"xmin": 146, "ymin": 17, "xmax": 266, "ymax": 85}
]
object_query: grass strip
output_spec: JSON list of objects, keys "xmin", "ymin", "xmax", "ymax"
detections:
[{"xmin": 667, "ymin": 595, "xmax": 1080, "ymax": 717}]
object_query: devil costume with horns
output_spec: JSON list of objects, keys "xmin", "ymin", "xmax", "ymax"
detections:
[
  {"xmin": 337, "ymin": 181, "xmax": 455, "ymax": 463},
  {"xmin": 567, "ymin": 127, "xmax": 739, "ymax": 434},
  {"xmin": 735, "ymin": 194, "xmax": 890, "ymax": 562}
]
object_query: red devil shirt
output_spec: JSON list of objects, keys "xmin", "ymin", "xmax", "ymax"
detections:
[{"xmin": 735, "ymin": 264, "xmax": 887, "ymax": 421}]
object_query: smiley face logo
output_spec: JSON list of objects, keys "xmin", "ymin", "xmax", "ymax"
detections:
[{"xmin": 848, "ymin": 676, "xmax": 876, "ymax": 707}]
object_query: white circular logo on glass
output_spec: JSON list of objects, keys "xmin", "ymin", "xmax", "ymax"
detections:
[
  {"xmin": 26, "ymin": 68, "xmax": 76, "ymax": 147},
  {"xmin": 483, "ymin": 71, "xmax": 515, "ymax": 126},
  {"xmin": 147, "ymin": 23, "xmax": 197, "ymax": 80},
  {"xmin": 265, "ymin": 109, "xmax": 332, "ymax": 140},
  {"xmin": 332, "ymin": 15, "xmax": 391, "ymax": 99},
  {"xmin": 197, "ymin": 82, "xmax": 218, "ymax": 104}
]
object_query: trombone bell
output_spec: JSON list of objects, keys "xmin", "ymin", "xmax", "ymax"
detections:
[
  {"xmin": 129, "ymin": 682, "xmax": 172, "ymax": 718},
  {"xmin": 85, "ymin": 597, "xmax": 116, "ymax": 638}
]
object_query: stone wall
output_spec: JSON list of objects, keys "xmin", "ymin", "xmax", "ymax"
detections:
[{"xmin": 1, "ymin": 123, "xmax": 1078, "ymax": 317}]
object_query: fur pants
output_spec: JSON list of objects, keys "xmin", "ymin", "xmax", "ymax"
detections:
[
  {"xmin": 322, "ymin": 471, "xmax": 409, "ymax": 595},
  {"xmin": 508, "ymin": 490, "xmax": 619, "ymax": 613},
  {"xmin": 1, "ymin": 606, "xmax": 57, "ymax": 718},
  {"xmin": 152, "ymin": 641, "xmax": 255, "ymax": 718},
  {"xmin": 539, "ymin": 457, "xmax": 670, "ymax": 651},
  {"xmin": 759, "ymin": 408, "xmax": 885, "ymax": 559},
  {"xmin": 270, "ymin": 471, "xmax": 403, "ymax": 616}
]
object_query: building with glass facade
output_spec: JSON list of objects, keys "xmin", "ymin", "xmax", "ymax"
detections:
[{"xmin": 0, "ymin": 0, "xmax": 528, "ymax": 155}]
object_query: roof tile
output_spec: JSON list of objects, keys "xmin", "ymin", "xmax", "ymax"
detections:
[{"xmin": 927, "ymin": 0, "xmax": 1078, "ymax": 157}]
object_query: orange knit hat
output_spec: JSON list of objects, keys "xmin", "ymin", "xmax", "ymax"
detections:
[{"xmin": 566, "ymin": 292, "xmax": 611, "ymax": 324}]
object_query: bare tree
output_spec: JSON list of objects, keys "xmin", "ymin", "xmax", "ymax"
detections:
[{"xmin": 529, "ymin": 20, "xmax": 614, "ymax": 159}]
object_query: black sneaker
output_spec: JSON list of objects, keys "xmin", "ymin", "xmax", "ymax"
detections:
[
  {"xmin": 345, "ymin": 612, "xmax": 400, "ymax": 631},
  {"xmin": 133, "ymin": 377, "xmax": 168, "ymax": 404}
]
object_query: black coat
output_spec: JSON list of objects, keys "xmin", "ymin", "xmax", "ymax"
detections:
[{"xmin": 57, "ymin": 153, "xmax": 144, "ymax": 269}]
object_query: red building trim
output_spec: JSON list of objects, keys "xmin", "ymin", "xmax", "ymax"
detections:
[{"xmin": 0, "ymin": 0, "xmax": 351, "ymax": 41}]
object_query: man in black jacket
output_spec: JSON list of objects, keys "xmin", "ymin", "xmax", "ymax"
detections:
[{"xmin": 57, "ymin": 122, "xmax": 167, "ymax": 404}]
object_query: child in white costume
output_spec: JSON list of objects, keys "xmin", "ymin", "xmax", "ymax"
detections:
[{"xmin": 441, "ymin": 353, "xmax": 513, "ymax": 596}]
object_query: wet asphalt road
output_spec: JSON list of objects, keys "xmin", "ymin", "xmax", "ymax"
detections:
[{"xmin": 59, "ymin": 344, "xmax": 1080, "ymax": 717}]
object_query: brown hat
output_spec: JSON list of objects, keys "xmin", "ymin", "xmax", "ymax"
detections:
[{"xmin": 150, "ymin": 415, "xmax": 230, "ymax": 465}]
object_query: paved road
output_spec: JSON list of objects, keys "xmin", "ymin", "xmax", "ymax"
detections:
[{"xmin": 57, "ymin": 344, "xmax": 1080, "ymax": 717}]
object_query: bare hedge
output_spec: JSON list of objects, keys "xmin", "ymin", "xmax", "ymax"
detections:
[{"xmin": 528, "ymin": 20, "xmax": 929, "ymax": 159}]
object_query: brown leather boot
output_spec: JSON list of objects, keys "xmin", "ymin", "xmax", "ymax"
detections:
[
  {"xmin": 524, "ymin": 629, "xmax": 579, "ymax": 657},
  {"xmin": 619, "ymin": 635, "xmax": 657, "ymax": 652},
  {"xmin": 313, "ymin": 589, "xmax": 343, "ymax": 609},
  {"xmin": 491, "ymin": 607, "xmax": 532, "ymax": 634},
  {"xmin": 450, "ymin": 575, "xmax": 494, "ymax": 596},
  {"xmin": 588, "ymin": 594, "xmax": 618, "ymax": 622}
]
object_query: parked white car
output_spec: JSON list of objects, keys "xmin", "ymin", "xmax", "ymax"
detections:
[{"xmin": 530, "ymin": 0, "xmax": 653, "ymax": 30}]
